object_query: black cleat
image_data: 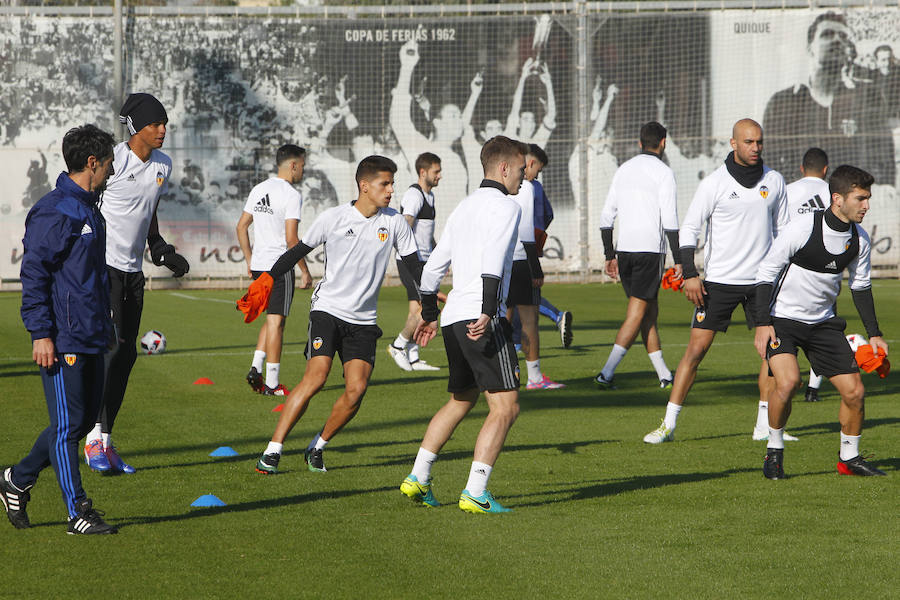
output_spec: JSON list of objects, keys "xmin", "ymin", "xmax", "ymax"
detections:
[
  {"xmin": 67, "ymin": 499, "xmax": 117, "ymax": 535},
  {"xmin": 804, "ymin": 386, "xmax": 820, "ymax": 402},
  {"xmin": 246, "ymin": 367, "xmax": 264, "ymax": 393},
  {"xmin": 559, "ymin": 311, "xmax": 573, "ymax": 348},
  {"xmin": 763, "ymin": 448, "xmax": 785, "ymax": 480},
  {"xmin": 255, "ymin": 452, "xmax": 280, "ymax": 475},
  {"xmin": 837, "ymin": 455, "xmax": 886, "ymax": 476},
  {"xmin": 0, "ymin": 468, "xmax": 31, "ymax": 529},
  {"xmin": 305, "ymin": 448, "xmax": 327, "ymax": 472}
]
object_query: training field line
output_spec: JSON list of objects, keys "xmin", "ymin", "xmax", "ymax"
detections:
[{"xmin": 169, "ymin": 292, "xmax": 236, "ymax": 304}]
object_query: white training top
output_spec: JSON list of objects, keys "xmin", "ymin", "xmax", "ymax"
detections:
[
  {"xmin": 599, "ymin": 153, "xmax": 678, "ymax": 254},
  {"xmin": 756, "ymin": 213, "xmax": 871, "ymax": 324},
  {"xmin": 302, "ymin": 203, "xmax": 417, "ymax": 325},
  {"xmin": 421, "ymin": 184, "xmax": 521, "ymax": 326},
  {"xmin": 786, "ymin": 176, "xmax": 830, "ymax": 218},
  {"xmin": 242, "ymin": 177, "xmax": 302, "ymax": 271},
  {"xmin": 680, "ymin": 164, "xmax": 789, "ymax": 285},
  {"xmin": 101, "ymin": 142, "xmax": 172, "ymax": 272},
  {"xmin": 400, "ymin": 185, "xmax": 436, "ymax": 260},
  {"xmin": 508, "ymin": 179, "xmax": 536, "ymax": 261}
]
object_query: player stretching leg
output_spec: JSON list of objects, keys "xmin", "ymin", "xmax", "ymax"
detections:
[
  {"xmin": 400, "ymin": 136, "xmax": 527, "ymax": 513},
  {"xmin": 755, "ymin": 165, "xmax": 887, "ymax": 478}
]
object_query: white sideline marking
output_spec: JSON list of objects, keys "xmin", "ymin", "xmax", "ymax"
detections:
[{"xmin": 169, "ymin": 292, "xmax": 235, "ymax": 304}]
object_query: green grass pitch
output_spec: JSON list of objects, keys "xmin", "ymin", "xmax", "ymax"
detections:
[{"xmin": 1, "ymin": 281, "xmax": 898, "ymax": 598}]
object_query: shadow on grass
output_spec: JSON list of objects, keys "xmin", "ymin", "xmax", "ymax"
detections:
[{"xmin": 0, "ymin": 370, "xmax": 39, "ymax": 378}]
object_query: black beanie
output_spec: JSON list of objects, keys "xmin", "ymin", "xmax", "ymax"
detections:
[{"xmin": 119, "ymin": 93, "xmax": 168, "ymax": 135}]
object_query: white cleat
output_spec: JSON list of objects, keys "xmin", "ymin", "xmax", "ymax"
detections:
[
  {"xmin": 410, "ymin": 359, "xmax": 440, "ymax": 371},
  {"xmin": 643, "ymin": 421, "xmax": 675, "ymax": 444},
  {"xmin": 752, "ymin": 427, "xmax": 799, "ymax": 441},
  {"xmin": 387, "ymin": 345, "xmax": 412, "ymax": 371}
]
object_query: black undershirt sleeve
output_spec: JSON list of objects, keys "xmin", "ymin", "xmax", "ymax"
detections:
[
  {"xmin": 522, "ymin": 242, "xmax": 543, "ymax": 279},
  {"xmin": 851, "ymin": 288, "xmax": 883, "ymax": 338},
  {"xmin": 600, "ymin": 228, "xmax": 615, "ymax": 261},
  {"xmin": 665, "ymin": 231, "xmax": 682, "ymax": 264},
  {"xmin": 680, "ymin": 246, "xmax": 699, "ymax": 279},
  {"xmin": 269, "ymin": 243, "xmax": 315, "ymax": 279},
  {"xmin": 421, "ymin": 293, "xmax": 440, "ymax": 323},
  {"xmin": 481, "ymin": 275, "xmax": 501, "ymax": 318},
  {"xmin": 754, "ymin": 283, "xmax": 774, "ymax": 326}
]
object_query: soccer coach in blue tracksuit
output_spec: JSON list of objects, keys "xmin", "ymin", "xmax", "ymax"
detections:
[{"xmin": 0, "ymin": 124, "xmax": 118, "ymax": 535}]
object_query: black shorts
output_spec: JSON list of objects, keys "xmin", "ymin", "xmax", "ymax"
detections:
[
  {"xmin": 443, "ymin": 317, "xmax": 520, "ymax": 393},
  {"xmin": 767, "ymin": 316, "xmax": 859, "ymax": 378},
  {"xmin": 395, "ymin": 258, "xmax": 420, "ymax": 302},
  {"xmin": 692, "ymin": 281, "xmax": 762, "ymax": 331},
  {"xmin": 617, "ymin": 252, "xmax": 665, "ymax": 300},
  {"xmin": 253, "ymin": 270, "xmax": 295, "ymax": 317},
  {"xmin": 304, "ymin": 310, "xmax": 383, "ymax": 365},
  {"xmin": 506, "ymin": 260, "xmax": 540, "ymax": 307}
]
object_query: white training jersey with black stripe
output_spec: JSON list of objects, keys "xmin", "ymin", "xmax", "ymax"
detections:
[
  {"xmin": 786, "ymin": 176, "xmax": 830, "ymax": 218},
  {"xmin": 100, "ymin": 142, "xmax": 172, "ymax": 272},
  {"xmin": 242, "ymin": 177, "xmax": 302, "ymax": 271},
  {"xmin": 756, "ymin": 213, "xmax": 871, "ymax": 324},
  {"xmin": 599, "ymin": 153, "xmax": 678, "ymax": 254},
  {"xmin": 420, "ymin": 185, "xmax": 521, "ymax": 327},
  {"xmin": 680, "ymin": 163, "xmax": 789, "ymax": 285},
  {"xmin": 508, "ymin": 179, "xmax": 536, "ymax": 261},
  {"xmin": 301, "ymin": 202, "xmax": 417, "ymax": 325},
  {"xmin": 400, "ymin": 186, "xmax": 436, "ymax": 260}
]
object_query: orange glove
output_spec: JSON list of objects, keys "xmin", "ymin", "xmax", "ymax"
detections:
[
  {"xmin": 661, "ymin": 267, "xmax": 684, "ymax": 292},
  {"xmin": 236, "ymin": 272, "xmax": 273, "ymax": 323},
  {"xmin": 855, "ymin": 345, "xmax": 890, "ymax": 378}
]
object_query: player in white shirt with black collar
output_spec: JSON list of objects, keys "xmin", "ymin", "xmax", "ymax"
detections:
[
  {"xmin": 237, "ymin": 145, "xmax": 312, "ymax": 396},
  {"xmin": 785, "ymin": 147, "xmax": 831, "ymax": 403},
  {"xmin": 754, "ymin": 165, "xmax": 887, "ymax": 478},
  {"xmin": 596, "ymin": 121, "xmax": 681, "ymax": 390},
  {"xmin": 644, "ymin": 119, "xmax": 791, "ymax": 444},
  {"xmin": 388, "ymin": 151, "xmax": 442, "ymax": 372},
  {"xmin": 248, "ymin": 156, "xmax": 421, "ymax": 475},
  {"xmin": 399, "ymin": 136, "xmax": 526, "ymax": 514},
  {"xmin": 83, "ymin": 93, "xmax": 189, "ymax": 474}
]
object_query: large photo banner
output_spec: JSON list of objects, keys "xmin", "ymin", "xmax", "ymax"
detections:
[{"xmin": 1, "ymin": 8, "xmax": 897, "ymax": 283}]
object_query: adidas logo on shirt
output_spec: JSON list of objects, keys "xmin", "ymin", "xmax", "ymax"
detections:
[
  {"xmin": 81, "ymin": 223, "xmax": 92, "ymax": 236},
  {"xmin": 825, "ymin": 260, "xmax": 837, "ymax": 270},
  {"xmin": 345, "ymin": 228, "xmax": 356, "ymax": 237},
  {"xmin": 252, "ymin": 194, "xmax": 274, "ymax": 215},
  {"xmin": 728, "ymin": 191, "xmax": 740, "ymax": 200},
  {"xmin": 127, "ymin": 174, "xmax": 135, "ymax": 182},
  {"xmin": 797, "ymin": 194, "xmax": 827, "ymax": 214}
]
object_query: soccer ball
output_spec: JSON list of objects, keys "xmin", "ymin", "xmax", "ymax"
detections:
[
  {"xmin": 140, "ymin": 330, "xmax": 167, "ymax": 355},
  {"xmin": 846, "ymin": 333, "xmax": 867, "ymax": 352}
]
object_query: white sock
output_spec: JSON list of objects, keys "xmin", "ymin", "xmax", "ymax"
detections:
[
  {"xmin": 648, "ymin": 350, "xmax": 672, "ymax": 381},
  {"xmin": 265, "ymin": 441, "xmax": 283, "ymax": 455},
  {"xmin": 808, "ymin": 369, "xmax": 822, "ymax": 389},
  {"xmin": 768, "ymin": 427, "xmax": 785, "ymax": 450},
  {"xmin": 101, "ymin": 432, "xmax": 111, "ymax": 449},
  {"xmin": 756, "ymin": 401, "xmax": 769, "ymax": 431},
  {"xmin": 465, "ymin": 461, "xmax": 492, "ymax": 496},
  {"xmin": 526, "ymin": 359, "xmax": 542, "ymax": 383},
  {"xmin": 411, "ymin": 447, "xmax": 438, "ymax": 483},
  {"xmin": 252, "ymin": 350, "xmax": 266, "ymax": 372},
  {"xmin": 265, "ymin": 363, "xmax": 280, "ymax": 388},
  {"xmin": 840, "ymin": 433, "xmax": 860, "ymax": 461},
  {"xmin": 663, "ymin": 402, "xmax": 682, "ymax": 430},
  {"xmin": 306, "ymin": 434, "xmax": 321, "ymax": 451},
  {"xmin": 86, "ymin": 423, "xmax": 102, "ymax": 443},
  {"xmin": 392, "ymin": 333, "xmax": 408, "ymax": 349},
  {"xmin": 407, "ymin": 343, "xmax": 420, "ymax": 363},
  {"xmin": 314, "ymin": 436, "xmax": 329, "ymax": 450},
  {"xmin": 601, "ymin": 344, "xmax": 628, "ymax": 379}
]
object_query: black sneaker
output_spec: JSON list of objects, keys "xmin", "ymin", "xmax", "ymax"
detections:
[
  {"xmin": 837, "ymin": 455, "xmax": 886, "ymax": 476},
  {"xmin": 255, "ymin": 452, "xmax": 280, "ymax": 475},
  {"xmin": 246, "ymin": 367, "xmax": 263, "ymax": 393},
  {"xmin": 804, "ymin": 386, "xmax": 820, "ymax": 402},
  {"xmin": 558, "ymin": 311, "xmax": 573, "ymax": 348},
  {"xmin": 594, "ymin": 372, "xmax": 616, "ymax": 390},
  {"xmin": 305, "ymin": 448, "xmax": 327, "ymax": 472},
  {"xmin": 763, "ymin": 448, "xmax": 785, "ymax": 480},
  {"xmin": 67, "ymin": 499, "xmax": 117, "ymax": 535},
  {"xmin": 0, "ymin": 467, "xmax": 31, "ymax": 529}
]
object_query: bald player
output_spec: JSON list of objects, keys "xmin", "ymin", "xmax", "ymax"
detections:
[{"xmin": 643, "ymin": 119, "xmax": 791, "ymax": 444}]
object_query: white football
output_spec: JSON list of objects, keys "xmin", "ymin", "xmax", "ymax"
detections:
[
  {"xmin": 140, "ymin": 330, "xmax": 167, "ymax": 355},
  {"xmin": 845, "ymin": 333, "xmax": 867, "ymax": 352}
]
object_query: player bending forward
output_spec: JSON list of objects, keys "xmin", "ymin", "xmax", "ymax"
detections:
[
  {"xmin": 400, "ymin": 136, "xmax": 526, "ymax": 514},
  {"xmin": 754, "ymin": 165, "xmax": 887, "ymax": 479},
  {"xmin": 242, "ymin": 156, "xmax": 421, "ymax": 474}
]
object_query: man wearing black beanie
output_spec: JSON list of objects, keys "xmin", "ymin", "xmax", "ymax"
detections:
[{"xmin": 83, "ymin": 93, "xmax": 189, "ymax": 474}]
